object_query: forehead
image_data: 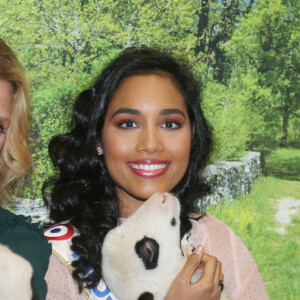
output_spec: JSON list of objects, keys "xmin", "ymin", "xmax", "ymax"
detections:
[{"xmin": 106, "ymin": 74, "xmax": 188, "ymax": 116}]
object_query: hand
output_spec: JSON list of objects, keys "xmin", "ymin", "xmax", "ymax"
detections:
[{"xmin": 165, "ymin": 245, "xmax": 224, "ymax": 300}]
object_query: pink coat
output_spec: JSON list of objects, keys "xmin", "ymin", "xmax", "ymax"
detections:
[{"xmin": 45, "ymin": 215, "xmax": 269, "ymax": 300}]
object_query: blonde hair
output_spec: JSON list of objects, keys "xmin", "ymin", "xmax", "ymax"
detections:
[{"xmin": 0, "ymin": 39, "xmax": 31, "ymax": 201}]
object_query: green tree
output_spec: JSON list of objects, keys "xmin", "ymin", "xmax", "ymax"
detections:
[
  {"xmin": 1, "ymin": 0, "xmax": 125, "ymax": 196},
  {"xmin": 191, "ymin": 0, "xmax": 256, "ymax": 82},
  {"xmin": 229, "ymin": 0, "xmax": 300, "ymax": 148},
  {"xmin": 1, "ymin": 0, "xmax": 274, "ymax": 198}
]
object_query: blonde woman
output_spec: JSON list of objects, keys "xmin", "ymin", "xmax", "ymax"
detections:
[
  {"xmin": 0, "ymin": 39, "xmax": 31, "ymax": 198},
  {"xmin": 0, "ymin": 39, "xmax": 51, "ymax": 300}
]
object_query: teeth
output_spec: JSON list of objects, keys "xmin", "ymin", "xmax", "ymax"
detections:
[{"xmin": 130, "ymin": 163, "xmax": 168, "ymax": 171}]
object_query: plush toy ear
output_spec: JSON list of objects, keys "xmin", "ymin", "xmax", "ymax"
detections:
[{"xmin": 138, "ymin": 292, "xmax": 154, "ymax": 300}]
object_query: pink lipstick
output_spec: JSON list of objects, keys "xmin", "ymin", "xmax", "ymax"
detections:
[{"xmin": 127, "ymin": 160, "xmax": 171, "ymax": 178}]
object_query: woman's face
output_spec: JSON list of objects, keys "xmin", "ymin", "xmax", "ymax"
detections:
[
  {"xmin": 0, "ymin": 78, "xmax": 12, "ymax": 151},
  {"xmin": 102, "ymin": 74, "xmax": 192, "ymax": 217}
]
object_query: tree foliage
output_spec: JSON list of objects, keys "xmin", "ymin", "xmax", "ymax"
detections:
[
  {"xmin": 229, "ymin": 0, "xmax": 300, "ymax": 148},
  {"xmin": 0, "ymin": 0, "xmax": 298, "ymax": 198}
]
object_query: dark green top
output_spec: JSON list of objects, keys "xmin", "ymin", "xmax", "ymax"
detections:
[{"xmin": 0, "ymin": 206, "xmax": 51, "ymax": 300}]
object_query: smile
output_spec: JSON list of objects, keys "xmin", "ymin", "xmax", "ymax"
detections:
[{"xmin": 127, "ymin": 160, "xmax": 171, "ymax": 178}]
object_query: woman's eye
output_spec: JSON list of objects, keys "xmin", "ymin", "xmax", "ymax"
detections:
[
  {"xmin": 118, "ymin": 120, "xmax": 138, "ymax": 129},
  {"xmin": 0, "ymin": 125, "xmax": 4, "ymax": 134},
  {"xmin": 162, "ymin": 120, "xmax": 182, "ymax": 129}
]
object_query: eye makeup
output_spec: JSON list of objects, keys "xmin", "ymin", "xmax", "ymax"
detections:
[
  {"xmin": 161, "ymin": 120, "xmax": 182, "ymax": 130},
  {"xmin": 117, "ymin": 119, "xmax": 139, "ymax": 129}
]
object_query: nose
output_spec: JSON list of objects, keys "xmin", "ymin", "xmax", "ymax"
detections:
[
  {"xmin": 149, "ymin": 192, "xmax": 169, "ymax": 206},
  {"xmin": 136, "ymin": 126, "xmax": 164, "ymax": 154},
  {"xmin": 151, "ymin": 192, "xmax": 170, "ymax": 206}
]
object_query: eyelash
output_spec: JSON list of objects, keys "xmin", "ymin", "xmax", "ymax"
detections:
[
  {"xmin": 118, "ymin": 120, "xmax": 138, "ymax": 129},
  {"xmin": 117, "ymin": 119, "xmax": 182, "ymax": 130},
  {"xmin": 161, "ymin": 120, "xmax": 182, "ymax": 130}
]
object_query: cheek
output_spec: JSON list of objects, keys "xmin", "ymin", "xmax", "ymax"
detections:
[
  {"xmin": 102, "ymin": 129, "xmax": 134, "ymax": 169},
  {"xmin": 168, "ymin": 133, "xmax": 191, "ymax": 165}
]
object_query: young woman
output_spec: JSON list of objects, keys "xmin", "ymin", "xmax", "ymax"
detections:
[
  {"xmin": 0, "ymin": 39, "xmax": 51, "ymax": 300},
  {"xmin": 44, "ymin": 47, "xmax": 268, "ymax": 299}
]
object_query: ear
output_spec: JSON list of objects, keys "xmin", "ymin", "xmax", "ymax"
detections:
[{"xmin": 96, "ymin": 141, "xmax": 104, "ymax": 156}]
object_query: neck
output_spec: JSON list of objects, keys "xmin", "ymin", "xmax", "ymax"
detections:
[{"xmin": 117, "ymin": 190, "xmax": 144, "ymax": 218}]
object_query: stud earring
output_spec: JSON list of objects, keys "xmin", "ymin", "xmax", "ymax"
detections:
[{"xmin": 97, "ymin": 146, "xmax": 103, "ymax": 156}]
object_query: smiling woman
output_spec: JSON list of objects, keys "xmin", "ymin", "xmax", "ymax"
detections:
[{"xmin": 44, "ymin": 47, "xmax": 268, "ymax": 300}]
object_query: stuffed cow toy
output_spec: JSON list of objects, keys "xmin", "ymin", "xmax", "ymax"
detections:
[
  {"xmin": 0, "ymin": 244, "xmax": 36, "ymax": 300},
  {"xmin": 102, "ymin": 192, "xmax": 229, "ymax": 300}
]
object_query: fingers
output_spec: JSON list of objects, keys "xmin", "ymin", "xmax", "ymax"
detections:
[
  {"xmin": 179, "ymin": 245, "xmax": 204, "ymax": 282},
  {"xmin": 197, "ymin": 252, "xmax": 224, "ymax": 296},
  {"xmin": 219, "ymin": 271, "xmax": 224, "ymax": 292},
  {"xmin": 201, "ymin": 253, "xmax": 218, "ymax": 283},
  {"xmin": 213, "ymin": 260, "xmax": 222, "ymax": 288},
  {"xmin": 166, "ymin": 246, "xmax": 224, "ymax": 300}
]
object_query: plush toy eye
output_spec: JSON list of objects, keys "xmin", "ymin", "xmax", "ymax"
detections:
[
  {"xmin": 135, "ymin": 236, "xmax": 159, "ymax": 270},
  {"xmin": 171, "ymin": 217, "xmax": 176, "ymax": 226}
]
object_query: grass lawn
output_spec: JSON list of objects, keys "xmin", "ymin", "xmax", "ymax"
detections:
[
  {"xmin": 265, "ymin": 148, "xmax": 300, "ymax": 181},
  {"xmin": 207, "ymin": 148, "xmax": 300, "ymax": 300}
]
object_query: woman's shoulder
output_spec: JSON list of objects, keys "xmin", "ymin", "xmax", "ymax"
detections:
[
  {"xmin": 189, "ymin": 214, "xmax": 248, "ymax": 253},
  {"xmin": 190, "ymin": 213, "xmax": 227, "ymax": 224},
  {"xmin": 44, "ymin": 223, "xmax": 77, "ymax": 269},
  {"xmin": 0, "ymin": 207, "xmax": 52, "ymax": 299},
  {"xmin": 0, "ymin": 206, "xmax": 51, "ymax": 251},
  {"xmin": 189, "ymin": 214, "xmax": 231, "ymax": 234},
  {"xmin": 0, "ymin": 206, "xmax": 17, "ymax": 225}
]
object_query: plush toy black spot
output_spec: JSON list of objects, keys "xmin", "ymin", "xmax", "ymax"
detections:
[
  {"xmin": 135, "ymin": 236, "xmax": 159, "ymax": 270},
  {"xmin": 138, "ymin": 292, "xmax": 154, "ymax": 300}
]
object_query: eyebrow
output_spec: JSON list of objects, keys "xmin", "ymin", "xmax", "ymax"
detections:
[
  {"xmin": 110, "ymin": 108, "xmax": 140, "ymax": 120},
  {"xmin": 160, "ymin": 109, "xmax": 186, "ymax": 119},
  {"xmin": 110, "ymin": 107, "xmax": 186, "ymax": 120}
]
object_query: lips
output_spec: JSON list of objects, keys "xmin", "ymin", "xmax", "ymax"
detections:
[{"xmin": 127, "ymin": 160, "xmax": 171, "ymax": 178}]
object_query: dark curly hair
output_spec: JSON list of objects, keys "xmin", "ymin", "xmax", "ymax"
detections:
[{"xmin": 43, "ymin": 47, "xmax": 213, "ymax": 290}]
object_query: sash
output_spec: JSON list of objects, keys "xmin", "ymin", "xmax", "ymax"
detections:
[{"xmin": 44, "ymin": 224, "xmax": 118, "ymax": 300}]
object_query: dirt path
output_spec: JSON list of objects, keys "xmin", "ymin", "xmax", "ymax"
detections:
[{"xmin": 274, "ymin": 197, "xmax": 300, "ymax": 234}]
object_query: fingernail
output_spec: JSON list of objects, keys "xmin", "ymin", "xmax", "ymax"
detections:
[{"xmin": 194, "ymin": 245, "xmax": 203, "ymax": 255}]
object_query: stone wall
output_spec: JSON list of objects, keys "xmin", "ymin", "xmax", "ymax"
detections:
[
  {"xmin": 4, "ymin": 198, "xmax": 50, "ymax": 224},
  {"xmin": 197, "ymin": 151, "xmax": 261, "ymax": 212},
  {"xmin": 5, "ymin": 151, "xmax": 261, "ymax": 223}
]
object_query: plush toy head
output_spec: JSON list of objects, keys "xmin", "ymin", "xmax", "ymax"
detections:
[
  {"xmin": 0, "ymin": 244, "xmax": 34, "ymax": 300},
  {"xmin": 101, "ymin": 192, "xmax": 186, "ymax": 300}
]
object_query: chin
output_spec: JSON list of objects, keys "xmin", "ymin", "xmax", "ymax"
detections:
[{"xmin": 133, "ymin": 190, "xmax": 170, "ymax": 202}]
